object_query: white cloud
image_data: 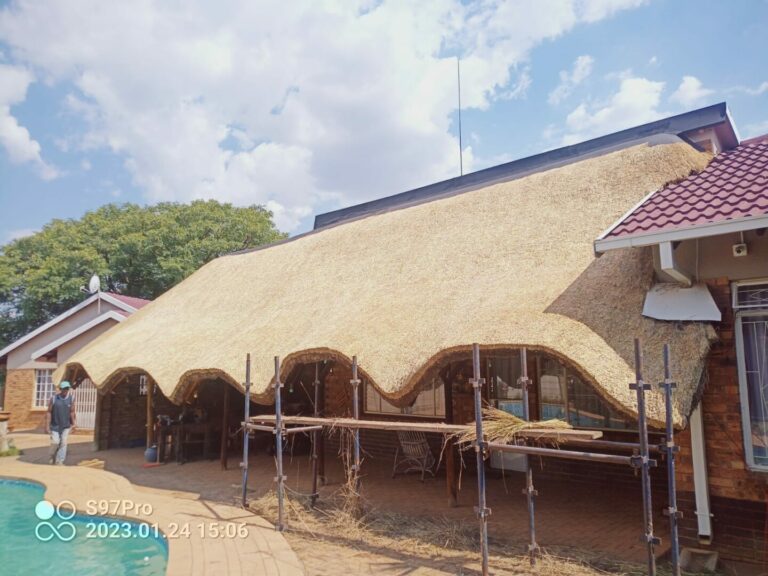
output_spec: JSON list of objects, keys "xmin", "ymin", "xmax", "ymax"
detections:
[
  {"xmin": 670, "ymin": 75, "xmax": 714, "ymax": 108},
  {"xmin": 575, "ymin": 0, "xmax": 649, "ymax": 22},
  {"xmin": 746, "ymin": 81, "xmax": 768, "ymax": 95},
  {"xmin": 0, "ymin": 64, "xmax": 58, "ymax": 179},
  {"xmin": 4, "ymin": 228, "xmax": 38, "ymax": 242},
  {"xmin": 548, "ymin": 54, "xmax": 594, "ymax": 105},
  {"xmin": 560, "ymin": 76, "xmax": 666, "ymax": 144},
  {"xmin": 743, "ymin": 120, "xmax": 768, "ymax": 139},
  {"xmin": 730, "ymin": 81, "xmax": 768, "ymax": 96},
  {"xmin": 499, "ymin": 66, "xmax": 531, "ymax": 100},
  {"xmin": 0, "ymin": 0, "xmax": 647, "ymax": 231}
]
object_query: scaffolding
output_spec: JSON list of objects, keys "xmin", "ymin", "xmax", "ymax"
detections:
[{"xmin": 241, "ymin": 339, "xmax": 679, "ymax": 576}]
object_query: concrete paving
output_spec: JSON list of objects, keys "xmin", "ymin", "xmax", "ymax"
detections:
[{"xmin": 0, "ymin": 432, "xmax": 305, "ymax": 576}]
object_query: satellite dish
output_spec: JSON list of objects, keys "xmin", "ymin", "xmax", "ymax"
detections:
[{"xmin": 88, "ymin": 274, "xmax": 101, "ymax": 294}]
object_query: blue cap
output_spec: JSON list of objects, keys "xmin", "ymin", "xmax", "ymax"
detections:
[{"xmin": 59, "ymin": 381, "xmax": 71, "ymax": 389}]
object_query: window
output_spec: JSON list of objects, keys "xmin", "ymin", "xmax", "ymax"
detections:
[
  {"xmin": 538, "ymin": 356, "xmax": 567, "ymax": 420},
  {"xmin": 734, "ymin": 281, "xmax": 768, "ymax": 310},
  {"xmin": 735, "ymin": 281, "xmax": 768, "ymax": 470},
  {"xmin": 365, "ymin": 378, "xmax": 446, "ymax": 418},
  {"xmin": 139, "ymin": 375, "xmax": 148, "ymax": 396},
  {"xmin": 489, "ymin": 354, "xmax": 525, "ymax": 418},
  {"xmin": 567, "ymin": 373, "xmax": 629, "ymax": 430},
  {"xmin": 536, "ymin": 354, "xmax": 628, "ymax": 430},
  {"xmin": 34, "ymin": 369, "xmax": 55, "ymax": 408}
]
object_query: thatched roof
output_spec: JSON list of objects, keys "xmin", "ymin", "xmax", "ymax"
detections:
[{"xmin": 59, "ymin": 141, "xmax": 715, "ymax": 426}]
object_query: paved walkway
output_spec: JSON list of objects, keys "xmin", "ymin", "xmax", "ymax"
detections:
[
  {"xmin": 4, "ymin": 431, "xmax": 670, "ymax": 573},
  {"xmin": 1, "ymin": 432, "xmax": 304, "ymax": 576}
]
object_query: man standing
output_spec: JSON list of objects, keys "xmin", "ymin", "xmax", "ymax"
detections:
[{"xmin": 46, "ymin": 381, "xmax": 76, "ymax": 465}]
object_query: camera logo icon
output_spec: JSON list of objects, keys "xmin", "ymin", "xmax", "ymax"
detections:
[{"xmin": 35, "ymin": 500, "xmax": 77, "ymax": 542}]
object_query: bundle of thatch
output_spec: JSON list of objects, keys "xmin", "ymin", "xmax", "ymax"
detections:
[
  {"xmin": 454, "ymin": 407, "xmax": 572, "ymax": 446},
  {"xmin": 58, "ymin": 140, "xmax": 714, "ymax": 426}
]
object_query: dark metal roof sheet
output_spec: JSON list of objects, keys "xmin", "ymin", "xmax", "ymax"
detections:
[{"xmin": 314, "ymin": 102, "xmax": 736, "ymax": 230}]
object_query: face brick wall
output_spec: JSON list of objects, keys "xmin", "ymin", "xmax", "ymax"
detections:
[
  {"xmin": 4, "ymin": 369, "xmax": 46, "ymax": 431},
  {"xmin": 676, "ymin": 278, "xmax": 768, "ymax": 563},
  {"xmin": 319, "ymin": 360, "xmax": 657, "ymax": 487},
  {"xmin": 99, "ymin": 376, "xmax": 180, "ymax": 449}
]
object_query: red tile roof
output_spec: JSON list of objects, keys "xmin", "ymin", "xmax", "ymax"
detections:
[
  {"xmin": 603, "ymin": 137, "xmax": 768, "ymax": 240},
  {"xmin": 104, "ymin": 292, "xmax": 152, "ymax": 310}
]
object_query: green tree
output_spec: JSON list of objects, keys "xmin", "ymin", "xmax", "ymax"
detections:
[{"xmin": 0, "ymin": 200, "xmax": 286, "ymax": 349}]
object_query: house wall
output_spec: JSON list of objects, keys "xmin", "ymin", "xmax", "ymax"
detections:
[
  {"xmin": 5, "ymin": 299, "xmax": 124, "ymax": 370},
  {"xmin": 676, "ymin": 278, "xmax": 768, "ymax": 564},
  {"xmin": 98, "ymin": 375, "xmax": 180, "ymax": 449},
  {"xmin": 656, "ymin": 229, "xmax": 768, "ymax": 284},
  {"xmin": 320, "ymin": 359, "xmax": 661, "ymax": 490},
  {"xmin": 3, "ymin": 369, "xmax": 46, "ymax": 430},
  {"xmin": 1, "ymin": 297, "xmax": 134, "ymax": 432},
  {"xmin": 57, "ymin": 318, "xmax": 120, "ymax": 364}
]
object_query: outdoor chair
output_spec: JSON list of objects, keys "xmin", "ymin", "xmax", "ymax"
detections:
[{"xmin": 392, "ymin": 431, "xmax": 436, "ymax": 481}]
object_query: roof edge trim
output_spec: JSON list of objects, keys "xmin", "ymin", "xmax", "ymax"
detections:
[
  {"xmin": 594, "ymin": 213, "xmax": 768, "ymax": 253},
  {"xmin": 30, "ymin": 310, "xmax": 126, "ymax": 360},
  {"xmin": 314, "ymin": 103, "xmax": 730, "ymax": 230},
  {"xmin": 0, "ymin": 293, "xmax": 101, "ymax": 360}
]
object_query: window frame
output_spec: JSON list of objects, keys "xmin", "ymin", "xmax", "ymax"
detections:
[
  {"xmin": 535, "ymin": 354, "xmax": 629, "ymax": 432},
  {"xmin": 732, "ymin": 279, "xmax": 768, "ymax": 310},
  {"xmin": 33, "ymin": 368, "xmax": 55, "ymax": 409},
  {"xmin": 734, "ymin": 279, "xmax": 768, "ymax": 471},
  {"xmin": 536, "ymin": 354, "xmax": 569, "ymax": 421},
  {"xmin": 364, "ymin": 378, "xmax": 446, "ymax": 419}
]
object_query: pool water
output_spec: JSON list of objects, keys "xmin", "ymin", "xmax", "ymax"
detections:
[{"xmin": 0, "ymin": 478, "xmax": 168, "ymax": 576}]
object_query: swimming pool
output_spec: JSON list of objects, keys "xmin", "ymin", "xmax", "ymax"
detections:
[{"xmin": 0, "ymin": 477, "xmax": 168, "ymax": 575}]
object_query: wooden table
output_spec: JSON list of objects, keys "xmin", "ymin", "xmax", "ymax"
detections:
[{"xmin": 157, "ymin": 422, "xmax": 216, "ymax": 464}]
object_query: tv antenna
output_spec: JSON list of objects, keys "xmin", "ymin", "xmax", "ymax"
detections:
[{"xmin": 457, "ymin": 57, "xmax": 463, "ymax": 177}]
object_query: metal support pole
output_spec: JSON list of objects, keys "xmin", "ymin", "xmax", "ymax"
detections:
[
  {"xmin": 274, "ymin": 356, "xmax": 286, "ymax": 532},
  {"xmin": 660, "ymin": 344, "xmax": 681, "ymax": 576},
  {"xmin": 471, "ymin": 343, "xmax": 491, "ymax": 576},
  {"xmin": 519, "ymin": 348, "xmax": 539, "ymax": 565},
  {"xmin": 350, "ymin": 356, "xmax": 362, "ymax": 492},
  {"xmin": 310, "ymin": 362, "xmax": 321, "ymax": 507},
  {"xmin": 220, "ymin": 384, "xmax": 230, "ymax": 470},
  {"xmin": 241, "ymin": 354, "xmax": 251, "ymax": 508},
  {"xmin": 488, "ymin": 441, "xmax": 642, "ymax": 465},
  {"xmin": 631, "ymin": 339, "xmax": 659, "ymax": 576}
]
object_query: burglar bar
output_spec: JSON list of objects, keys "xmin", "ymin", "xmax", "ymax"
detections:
[{"xmin": 471, "ymin": 343, "xmax": 491, "ymax": 576}]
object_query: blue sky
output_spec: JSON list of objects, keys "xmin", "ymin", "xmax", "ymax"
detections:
[{"xmin": 0, "ymin": 0, "xmax": 766, "ymax": 241}]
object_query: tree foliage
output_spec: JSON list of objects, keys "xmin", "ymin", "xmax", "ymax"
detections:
[{"xmin": 0, "ymin": 200, "xmax": 285, "ymax": 349}]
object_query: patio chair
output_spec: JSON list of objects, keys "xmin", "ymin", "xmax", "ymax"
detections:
[{"xmin": 392, "ymin": 431, "xmax": 436, "ymax": 481}]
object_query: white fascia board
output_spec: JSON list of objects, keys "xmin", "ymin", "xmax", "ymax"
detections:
[
  {"xmin": 0, "ymin": 293, "xmax": 101, "ymax": 360},
  {"xmin": 726, "ymin": 105, "xmax": 742, "ymax": 144},
  {"xmin": 30, "ymin": 310, "xmax": 125, "ymax": 360},
  {"xmin": 99, "ymin": 292, "xmax": 138, "ymax": 313},
  {"xmin": 594, "ymin": 213, "xmax": 768, "ymax": 253}
]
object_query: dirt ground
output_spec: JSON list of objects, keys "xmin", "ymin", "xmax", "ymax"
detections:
[{"xmin": 5, "ymin": 431, "xmax": 724, "ymax": 576}]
